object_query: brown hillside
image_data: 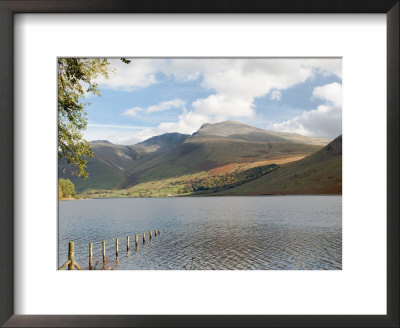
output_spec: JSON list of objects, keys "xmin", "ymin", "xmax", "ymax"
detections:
[{"xmin": 216, "ymin": 135, "xmax": 342, "ymax": 195}]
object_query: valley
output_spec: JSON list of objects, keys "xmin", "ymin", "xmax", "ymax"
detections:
[{"xmin": 59, "ymin": 121, "xmax": 341, "ymax": 198}]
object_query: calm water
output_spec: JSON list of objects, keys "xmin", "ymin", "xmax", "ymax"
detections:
[{"xmin": 58, "ymin": 196, "xmax": 342, "ymax": 270}]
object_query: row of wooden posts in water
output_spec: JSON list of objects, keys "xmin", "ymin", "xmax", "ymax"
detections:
[{"xmin": 59, "ymin": 229, "xmax": 161, "ymax": 270}]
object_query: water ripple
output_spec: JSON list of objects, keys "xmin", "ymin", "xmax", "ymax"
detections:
[{"xmin": 59, "ymin": 196, "xmax": 342, "ymax": 270}]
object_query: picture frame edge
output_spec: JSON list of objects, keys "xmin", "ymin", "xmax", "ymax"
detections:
[{"xmin": 0, "ymin": 0, "xmax": 398, "ymax": 327}]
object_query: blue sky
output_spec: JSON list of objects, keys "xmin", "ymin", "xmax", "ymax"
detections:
[{"xmin": 83, "ymin": 58, "xmax": 342, "ymax": 144}]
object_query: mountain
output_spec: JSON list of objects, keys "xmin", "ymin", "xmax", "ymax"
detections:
[
  {"xmin": 215, "ymin": 135, "xmax": 342, "ymax": 195},
  {"xmin": 59, "ymin": 132, "xmax": 190, "ymax": 191},
  {"xmin": 59, "ymin": 141, "xmax": 138, "ymax": 191},
  {"xmin": 137, "ymin": 132, "xmax": 189, "ymax": 153},
  {"xmin": 120, "ymin": 121, "xmax": 329, "ymax": 185},
  {"xmin": 59, "ymin": 121, "xmax": 332, "ymax": 193},
  {"xmin": 124, "ymin": 136, "xmax": 325, "ymax": 184},
  {"xmin": 193, "ymin": 121, "xmax": 329, "ymax": 145}
]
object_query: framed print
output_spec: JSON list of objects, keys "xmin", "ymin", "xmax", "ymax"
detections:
[
  {"xmin": 0, "ymin": 0, "xmax": 398, "ymax": 327},
  {"xmin": 56, "ymin": 57, "xmax": 343, "ymax": 272}
]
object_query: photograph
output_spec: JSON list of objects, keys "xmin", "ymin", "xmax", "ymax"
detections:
[
  {"xmin": 1, "ymin": 0, "xmax": 397, "ymax": 325},
  {"xmin": 58, "ymin": 58, "xmax": 342, "ymax": 270}
]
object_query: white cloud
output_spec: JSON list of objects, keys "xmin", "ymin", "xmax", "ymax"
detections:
[
  {"xmin": 312, "ymin": 82, "xmax": 342, "ymax": 107},
  {"xmin": 83, "ymin": 124, "xmax": 150, "ymax": 144},
  {"xmin": 147, "ymin": 98, "xmax": 185, "ymax": 113},
  {"xmin": 157, "ymin": 58, "xmax": 322, "ymax": 131},
  {"xmin": 99, "ymin": 57, "xmax": 341, "ymax": 95},
  {"xmin": 163, "ymin": 58, "xmax": 315, "ymax": 98},
  {"xmin": 123, "ymin": 98, "xmax": 185, "ymax": 117},
  {"xmin": 272, "ymin": 82, "xmax": 342, "ymax": 138},
  {"xmin": 123, "ymin": 107, "xmax": 142, "ymax": 117},
  {"xmin": 158, "ymin": 109, "xmax": 209, "ymax": 135},
  {"xmin": 270, "ymin": 90, "xmax": 282, "ymax": 100},
  {"xmin": 192, "ymin": 94, "xmax": 255, "ymax": 120},
  {"xmin": 306, "ymin": 59, "xmax": 342, "ymax": 78},
  {"xmin": 96, "ymin": 58, "xmax": 342, "ymax": 141},
  {"xmin": 96, "ymin": 58, "xmax": 165, "ymax": 91},
  {"xmin": 88, "ymin": 123, "xmax": 151, "ymax": 129},
  {"xmin": 105, "ymin": 110, "xmax": 209, "ymax": 144},
  {"xmin": 89, "ymin": 83, "xmax": 343, "ymax": 143}
]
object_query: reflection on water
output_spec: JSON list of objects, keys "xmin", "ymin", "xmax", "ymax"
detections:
[{"xmin": 58, "ymin": 196, "xmax": 342, "ymax": 270}]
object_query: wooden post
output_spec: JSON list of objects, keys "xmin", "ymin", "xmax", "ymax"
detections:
[
  {"xmin": 158, "ymin": 230, "xmax": 161, "ymax": 236},
  {"xmin": 116, "ymin": 238, "xmax": 119, "ymax": 257},
  {"xmin": 68, "ymin": 242, "xmax": 74, "ymax": 270},
  {"xmin": 142, "ymin": 232, "xmax": 146, "ymax": 243},
  {"xmin": 89, "ymin": 243, "xmax": 93, "ymax": 270},
  {"xmin": 135, "ymin": 234, "xmax": 139, "ymax": 248},
  {"xmin": 154, "ymin": 230, "xmax": 157, "ymax": 237},
  {"xmin": 126, "ymin": 236, "xmax": 130, "ymax": 251},
  {"xmin": 149, "ymin": 230, "xmax": 153, "ymax": 240},
  {"xmin": 102, "ymin": 240, "xmax": 106, "ymax": 262},
  {"xmin": 58, "ymin": 261, "xmax": 71, "ymax": 271}
]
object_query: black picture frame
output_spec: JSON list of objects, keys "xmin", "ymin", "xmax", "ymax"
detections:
[{"xmin": 0, "ymin": 1, "xmax": 398, "ymax": 327}]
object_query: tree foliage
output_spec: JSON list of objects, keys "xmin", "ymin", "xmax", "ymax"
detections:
[
  {"xmin": 58, "ymin": 58, "xmax": 111, "ymax": 179},
  {"xmin": 58, "ymin": 178, "xmax": 76, "ymax": 198},
  {"xmin": 192, "ymin": 164, "xmax": 279, "ymax": 194}
]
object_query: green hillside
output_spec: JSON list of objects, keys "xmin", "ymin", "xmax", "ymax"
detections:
[
  {"xmin": 69, "ymin": 159, "xmax": 124, "ymax": 192},
  {"xmin": 215, "ymin": 135, "xmax": 342, "ymax": 195},
  {"xmin": 125, "ymin": 138, "xmax": 322, "ymax": 184},
  {"xmin": 81, "ymin": 163, "xmax": 279, "ymax": 199},
  {"xmin": 58, "ymin": 121, "xmax": 332, "ymax": 194},
  {"xmin": 58, "ymin": 133, "xmax": 189, "ymax": 192}
]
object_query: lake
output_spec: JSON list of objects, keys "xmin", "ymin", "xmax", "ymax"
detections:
[{"xmin": 58, "ymin": 196, "xmax": 342, "ymax": 270}]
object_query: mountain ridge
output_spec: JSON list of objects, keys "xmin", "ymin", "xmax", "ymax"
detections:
[
  {"xmin": 90, "ymin": 120, "xmax": 331, "ymax": 147},
  {"xmin": 59, "ymin": 121, "xmax": 336, "ymax": 193},
  {"xmin": 215, "ymin": 135, "xmax": 342, "ymax": 196},
  {"xmin": 192, "ymin": 121, "xmax": 330, "ymax": 146}
]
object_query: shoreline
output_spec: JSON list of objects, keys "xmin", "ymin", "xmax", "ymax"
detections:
[{"xmin": 60, "ymin": 193, "xmax": 342, "ymax": 201}]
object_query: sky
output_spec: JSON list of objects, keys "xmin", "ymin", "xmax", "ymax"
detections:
[{"xmin": 83, "ymin": 58, "xmax": 342, "ymax": 145}]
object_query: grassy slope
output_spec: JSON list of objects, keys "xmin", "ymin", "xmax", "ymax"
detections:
[
  {"xmin": 125, "ymin": 138, "xmax": 322, "ymax": 184},
  {"xmin": 82, "ymin": 171, "xmax": 209, "ymax": 198},
  {"xmin": 58, "ymin": 142, "xmax": 140, "ymax": 192},
  {"xmin": 63, "ymin": 136, "xmax": 333, "ymax": 195},
  {"xmin": 68, "ymin": 160, "xmax": 125, "ymax": 193},
  {"xmin": 215, "ymin": 135, "xmax": 342, "ymax": 195},
  {"xmin": 80, "ymin": 156, "xmax": 308, "ymax": 199},
  {"xmin": 75, "ymin": 138, "xmax": 323, "ymax": 196},
  {"xmin": 59, "ymin": 122, "xmax": 329, "ymax": 193}
]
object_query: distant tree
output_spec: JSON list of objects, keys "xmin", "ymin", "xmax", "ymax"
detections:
[
  {"xmin": 58, "ymin": 58, "xmax": 130, "ymax": 179},
  {"xmin": 58, "ymin": 178, "xmax": 76, "ymax": 198},
  {"xmin": 58, "ymin": 184, "xmax": 64, "ymax": 200}
]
